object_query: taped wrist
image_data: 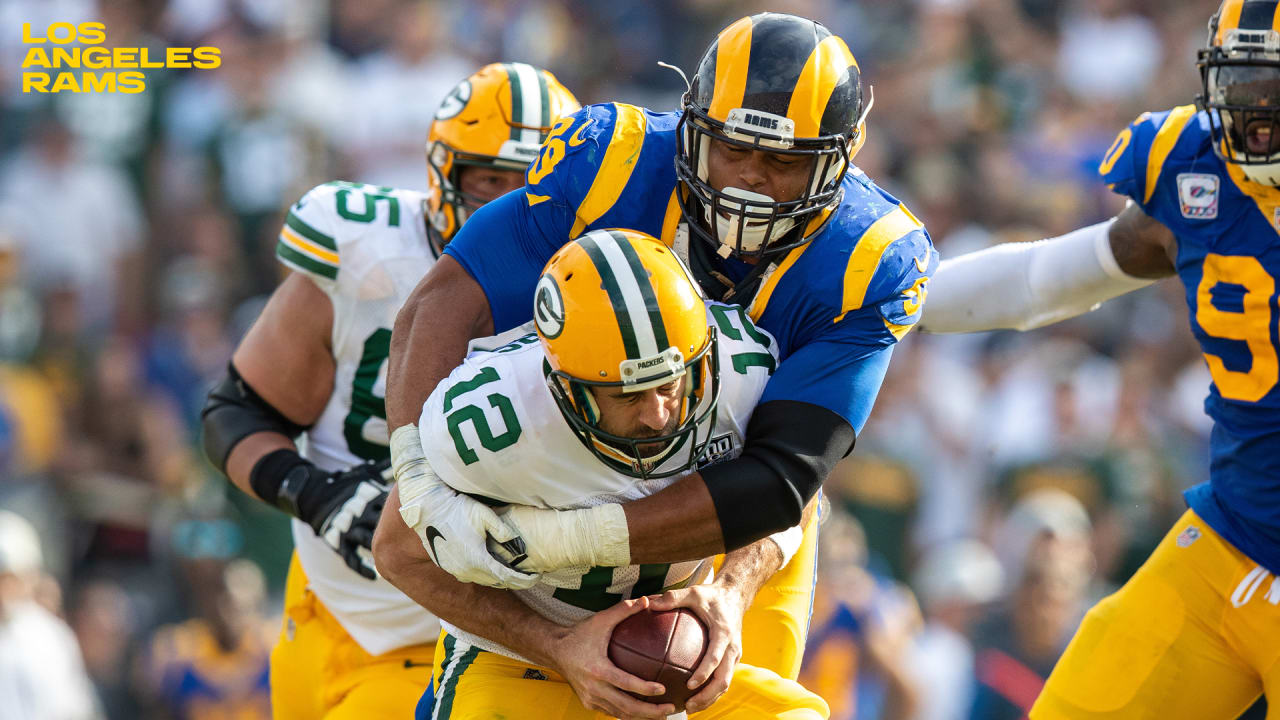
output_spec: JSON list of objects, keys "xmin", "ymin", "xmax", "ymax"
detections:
[
  {"xmin": 249, "ymin": 448, "xmax": 330, "ymax": 528},
  {"xmin": 702, "ymin": 400, "xmax": 854, "ymax": 551},
  {"xmin": 201, "ymin": 363, "xmax": 308, "ymax": 472}
]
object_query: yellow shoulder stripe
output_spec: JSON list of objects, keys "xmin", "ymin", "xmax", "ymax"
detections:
[
  {"xmin": 1143, "ymin": 105, "xmax": 1197, "ymax": 204},
  {"xmin": 748, "ymin": 242, "xmax": 812, "ymax": 322},
  {"xmin": 834, "ymin": 204, "xmax": 923, "ymax": 324},
  {"xmin": 660, "ymin": 189, "xmax": 682, "ymax": 247},
  {"xmin": 280, "ymin": 225, "xmax": 339, "ymax": 265},
  {"xmin": 526, "ymin": 192, "xmax": 551, "ymax": 206},
  {"xmin": 570, "ymin": 103, "xmax": 647, "ymax": 238},
  {"xmin": 883, "ymin": 318, "xmax": 914, "ymax": 340}
]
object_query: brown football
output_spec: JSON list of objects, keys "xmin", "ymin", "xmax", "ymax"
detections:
[{"xmin": 607, "ymin": 608, "xmax": 709, "ymax": 711}]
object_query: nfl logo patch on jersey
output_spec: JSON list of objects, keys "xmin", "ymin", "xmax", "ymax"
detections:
[
  {"xmin": 697, "ymin": 434, "xmax": 735, "ymax": 468},
  {"xmin": 1176, "ymin": 525, "xmax": 1201, "ymax": 548},
  {"xmin": 1177, "ymin": 173, "xmax": 1219, "ymax": 219}
]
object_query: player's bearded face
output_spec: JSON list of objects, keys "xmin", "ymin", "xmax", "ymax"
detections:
[
  {"xmin": 457, "ymin": 166, "xmax": 525, "ymax": 205},
  {"xmin": 589, "ymin": 377, "xmax": 686, "ymax": 457},
  {"xmin": 1210, "ymin": 65, "xmax": 1280, "ymax": 156},
  {"xmin": 704, "ymin": 137, "xmax": 816, "ymax": 208}
]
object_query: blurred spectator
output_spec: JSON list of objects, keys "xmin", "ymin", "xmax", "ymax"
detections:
[
  {"xmin": 801, "ymin": 509, "xmax": 922, "ymax": 720},
  {"xmin": 140, "ymin": 546, "xmax": 272, "ymax": 720},
  {"xmin": 969, "ymin": 489, "xmax": 1094, "ymax": 720},
  {"xmin": 907, "ymin": 539, "xmax": 1004, "ymax": 720},
  {"xmin": 0, "ymin": 510, "xmax": 101, "ymax": 720}
]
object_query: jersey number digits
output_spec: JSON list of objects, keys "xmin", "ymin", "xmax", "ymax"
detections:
[
  {"xmin": 1197, "ymin": 254, "xmax": 1279, "ymax": 402},
  {"xmin": 710, "ymin": 305, "xmax": 777, "ymax": 374},
  {"xmin": 327, "ymin": 181, "xmax": 401, "ymax": 226},
  {"xmin": 344, "ymin": 328, "xmax": 391, "ymax": 461},
  {"xmin": 443, "ymin": 366, "xmax": 523, "ymax": 465},
  {"xmin": 553, "ymin": 563, "xmax": 675, "ymax": 612}
]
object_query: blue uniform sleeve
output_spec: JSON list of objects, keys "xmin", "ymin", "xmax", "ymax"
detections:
[
  {"xmin": 759, "ymin": 225, "xmax": 935, "ymax": 430},
  {"xmin": 1098, "ymin": 111, "xmax": 1163, "ymax": 208},
  {"xmin": 760, "ymin": 335, "xmax": 893, "ymax": 434},
  {"xmin": 442, "ymin": 104, "xmax": 618, "ymax": 333}
]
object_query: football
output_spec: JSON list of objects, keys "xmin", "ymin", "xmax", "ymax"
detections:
[{"xmin": 607, "ymin": 608, "xmax": 710, "ymax": 711}]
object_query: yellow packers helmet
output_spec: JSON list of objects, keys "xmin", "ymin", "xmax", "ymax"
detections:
[
  {"xmin": 534, "ymin": 229, "xmax": 721, "ymax": 479},
  {"xmin": 1199, "ymin": 0, "xmax": 1280, "ymax": 184},
  {"xmin": 426, "ymin": 62, "xmax": 580, "ymax": 248},
  {"xmin": 675, "ymin": 12, "xmax": 870, "ymax": 259}
]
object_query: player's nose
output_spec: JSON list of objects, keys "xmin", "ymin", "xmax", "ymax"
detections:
[
  {"xmin": 737, "ymin": 151, "xmax": 769, "ymax": 190},
  {"xmin": 635, "ymin": 389, "xmax": 671, "ymax": 431}
]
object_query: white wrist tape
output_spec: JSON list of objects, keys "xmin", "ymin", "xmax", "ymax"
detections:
[
  {"xmin": 390, "ymin": 424, "xmax": 434, "ymax": 527},
  {"xmin": 919, "ymin": 219, "xmax": 1155, "ymax": 333},
  {"xmin": 766, "ymin": 524, "xmax": 805, "ymax": 568},
  {"xmin": 509, "ymin": 503, "xmax": 631, "ymax": 569}
]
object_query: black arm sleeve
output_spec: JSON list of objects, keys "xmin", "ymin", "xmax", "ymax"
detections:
[
  {"xmin": 200, "ymin": 363, "xmax": 309, "ymax": 472},
  {"xmin": 700, "ymin": 400, "xmax": 856, "ymax": 551}
]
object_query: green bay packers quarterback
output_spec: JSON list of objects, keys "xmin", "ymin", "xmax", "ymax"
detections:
[
  {"xmin": 374, "ymin": 229, "xmax": 827, "ymax": 720},
  {"xmin": 199, "ymin": 63, "xmax": 579, "ymax": 719}
]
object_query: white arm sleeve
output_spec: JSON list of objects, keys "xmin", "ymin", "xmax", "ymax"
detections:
[{"xmin": 917, "ymin": 219, "xmax": 1157, "ymax": 333}]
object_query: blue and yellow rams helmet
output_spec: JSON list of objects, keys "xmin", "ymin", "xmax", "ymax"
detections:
[
  {"xmin": 535, "ymin": 229, "xmax": 721, "ymax": 479},
  {"xmin": 675, "ymin": 13, "xmax": 869, "ymax": 259},
  {"xmin": 1199, "ymin": 0, "xmax": 1280, "ymax": 184},
  {"xmin": 426, "ymin": 63, "xmax": 580, "ymax": 248}
]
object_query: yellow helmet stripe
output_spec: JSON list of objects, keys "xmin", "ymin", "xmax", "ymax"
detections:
[
  {"xmin": 708, "ymin": 16, "xmax": 754, "ymax": 122},
  {"xmin": 1217, "ymin": 0, "xmax": 1245, "ymax": 44},
  {"xmin": 787, "ymin": 36, "xmax": 858, "ymax": 138}
]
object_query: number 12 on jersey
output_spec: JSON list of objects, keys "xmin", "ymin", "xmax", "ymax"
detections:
[{"xmin": 444, "ymin": 366, "xmax": 523, "ymax": 465}]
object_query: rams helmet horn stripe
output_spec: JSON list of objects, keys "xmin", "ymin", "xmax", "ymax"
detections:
[{"xmin": 708, "ymin": 17, "xmax": 753, "ymax": 121}]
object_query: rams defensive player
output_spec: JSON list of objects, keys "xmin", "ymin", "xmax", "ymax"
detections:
[
  {"xmin": 376, "ymin": 230, "xmax": 828, "ymax": 719},
  {"xmin": 383, "ymin": 13, "xmax": 937, "ymax": 702},
  {"xmin": 919, "ymin": 1, "xmax": 1280, "ymax": 715},
  {"xmin": 199, "ymin": 63, "xmax": 579, "ymax": 718}
]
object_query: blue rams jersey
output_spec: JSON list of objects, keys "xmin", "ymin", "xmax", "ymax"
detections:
[
  {"xmin": 146, "ymin": 619, "xmax": 272, "ymax": 720},
  {"xmin": 444, "ymin": 102, "xmax": 937, "ymax": 432},
  {"xmin": 1100, "ymin": 105, "xmax": 1280, "ymax": 572}
]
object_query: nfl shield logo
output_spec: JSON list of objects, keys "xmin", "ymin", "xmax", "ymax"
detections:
[
  {"xmin": 1177, "ymin": 173, "xmax": 1219, "ymax": 219},
  {"xmin": 1177, "ymin": 525, "xmax": 1201, "ymax": 548}
]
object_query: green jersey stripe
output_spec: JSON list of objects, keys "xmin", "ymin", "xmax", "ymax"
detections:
[
  {"xmin": 277, "ymin": 240, "xmax": 338, "ymax": 280},
  {"xmin": 611, "ymin": 230, "xmax": 670, "ymax": 351},
  {"xmin": 537, "ymin": 70, "xmax": 551, "ymax": 141},
  {"xmin": 580, "ymin": 234, "xmax": 642, "ymax": 359},
  {"xmin": 285, "ymin": 211, "xmax": 337, "ymax": 251}
]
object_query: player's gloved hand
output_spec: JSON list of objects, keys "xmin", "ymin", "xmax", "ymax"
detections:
[
  {"xmin": 250, "ymin": 450, "xmax": 391, "ymax": 580},
  {"xmin": 545, "ymin": 595, "xmax": 674, "ymax": 720},
  {"xmin": 391, "ymin": 425, "xmax": 540, "ymax": 589}
]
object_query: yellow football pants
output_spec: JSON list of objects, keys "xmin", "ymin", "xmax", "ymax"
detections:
[
  {"xmin": 270, "ymin": 553, "xmax": 435, "ymax": 719},
  {"xmin": 734, "ymin": 511, "xmax": 819, "ymax": 682},
  {"xmin": 427, "ymin": 631, "xmax": 829, "ymax": 719},
  {"xmin": 1031, "ymin": 510, "xmax": 1280, "ymax": 719}
]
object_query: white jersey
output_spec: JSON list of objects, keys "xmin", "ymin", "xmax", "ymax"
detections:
[
  {"xmin": 418, "ymin": 303, "xmax": 780, "ymax": 661},
  {"xmin": 275, "ymin": 180, "xmax": 441, "ymax": 655}
]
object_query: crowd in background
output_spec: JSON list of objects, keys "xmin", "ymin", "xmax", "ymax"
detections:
[{"xmin": 0, "ymin": 0, "xmax": 1247, "ymax": 718}]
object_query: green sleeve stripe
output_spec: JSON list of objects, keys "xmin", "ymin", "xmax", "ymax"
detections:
[
  {"xmin": 277, "ymin": 239, "xmax": 338, "ymax": 280},
  {"xmin": 285, "ymin": 211, "xmax": 337, "ymax": 251}
]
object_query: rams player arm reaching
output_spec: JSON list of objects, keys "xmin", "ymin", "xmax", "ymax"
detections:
[{"xmin": 386, "ymin": 13, "xmax": 931, "ymax": 583}]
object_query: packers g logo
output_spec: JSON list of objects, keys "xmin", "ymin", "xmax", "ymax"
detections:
[
  {"xmin": 534, "ymin": 275, "xmax": 565, "ymax": 339},
  {"xmin": 436, "ymin": 80, "xmax": 471, "ymax": 120}
]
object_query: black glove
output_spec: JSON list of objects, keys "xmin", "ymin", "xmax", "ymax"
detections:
[{"xmin": 251, "ymin": 450, "xmax": 392, "ymax": 580}]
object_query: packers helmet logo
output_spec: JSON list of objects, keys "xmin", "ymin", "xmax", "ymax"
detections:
[
  {"xmin": 534, "ymin": 274, "xmax": 565, "ymax": 339},
  {"xmin": 436, "ymin": 80, "xmax": 471, "ymax": 120}
]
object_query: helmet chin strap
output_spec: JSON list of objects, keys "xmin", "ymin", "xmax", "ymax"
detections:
[
  {"xmin": 1241, "ymin": 160, "xmax": 1280, "ymax": 186},
  {"xmin": 703, "ymin": 186, "xmax": 797, "ymax": 256}
]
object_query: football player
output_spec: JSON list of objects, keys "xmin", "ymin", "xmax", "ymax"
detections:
[
  {"xmin": 917, "ymin": 1, "xmax": 1280, "ymax": 715},
  {"xmin": 383, "ymin": 12, "xmax": 937, "ymax": 687},
  {"xmin": 374, "ymin": 229, "xmax": 828, "ymax": 719},
  {"xmin": 199, "ymin": 63, "xmax": 580, "ymax": 719}
]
